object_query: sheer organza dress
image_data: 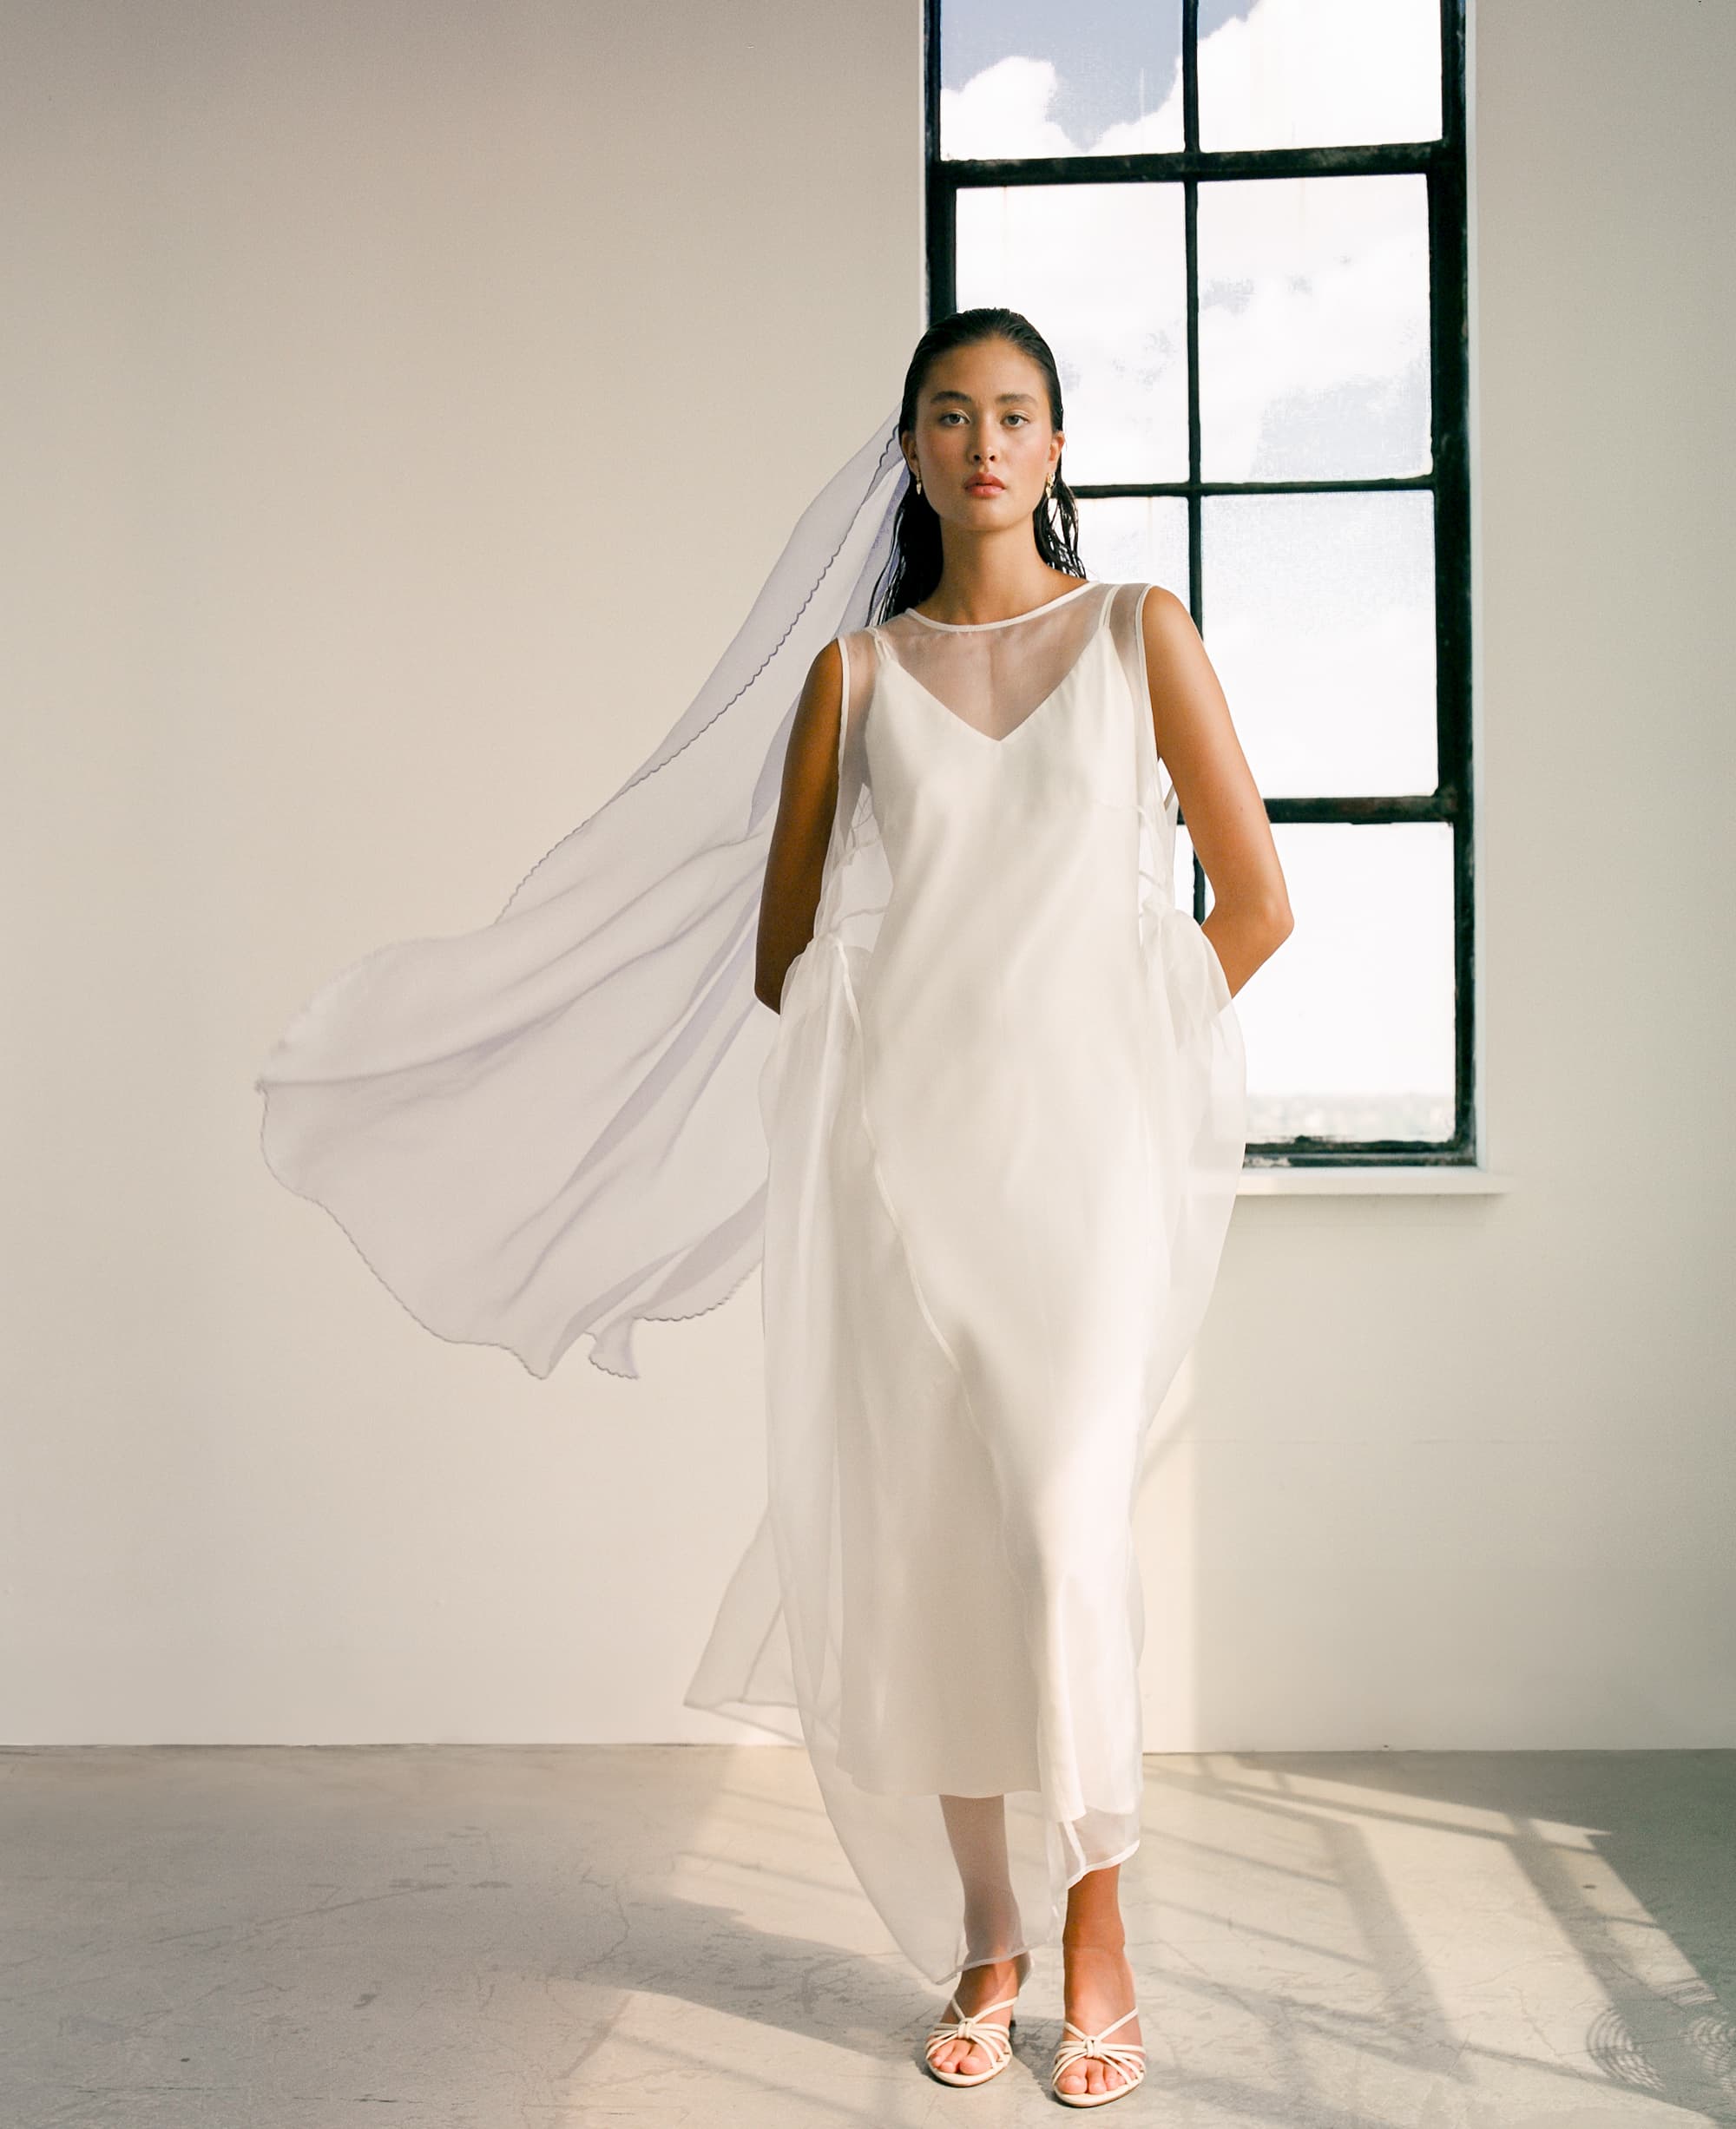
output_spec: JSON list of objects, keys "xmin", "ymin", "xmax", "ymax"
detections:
[{"xmin": 685, "ymin": 576, "xmax": 1247, "ymax": 1984}]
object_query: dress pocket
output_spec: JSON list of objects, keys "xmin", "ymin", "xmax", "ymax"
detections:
[
  {"xmin": 1141, "ymin": 899, "xmax": 1235, "ymax": 1056},
  {"xmin": 1198, "ymin": 924, "xmax": 1233, "ymax": 1012},
  {"xmin": 777, "ymin": 940, "xmax": 811, "ymax": 1015},
  {"xmin": 760, "ymin": 933, "xmax": 833, "ymax": 1143}
]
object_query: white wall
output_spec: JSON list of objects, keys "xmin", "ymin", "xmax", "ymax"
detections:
[{"xmin": 2, "ymin": 0, "xmax": 1729, "ymax": 1746}]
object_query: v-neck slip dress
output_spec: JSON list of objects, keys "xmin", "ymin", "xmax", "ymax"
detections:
[{"xmin": 683, "ymin": 577, "xmax": 1248, "ymax": 1986}]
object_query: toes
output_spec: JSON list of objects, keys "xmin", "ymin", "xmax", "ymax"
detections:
[
  {"xmin": 934, "ymin": 2038, "xmax": 985, "ymax": 2076},
  {"xmin": 1056, "ymin": 2057, "xmax": 1132, "ymax": 2095}
]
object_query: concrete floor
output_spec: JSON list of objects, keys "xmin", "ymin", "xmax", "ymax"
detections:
[{"xmin": 3, "ymin": 1746, "xmax": 1734, "ymax": 2128}]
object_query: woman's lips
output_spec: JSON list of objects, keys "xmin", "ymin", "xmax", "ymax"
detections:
[{"xmin": 965, "ymin": 479, "xmax": 1005, "ymax": 496}]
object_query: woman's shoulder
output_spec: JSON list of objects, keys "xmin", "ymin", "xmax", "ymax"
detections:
[{"xmin": 1135, "ymin": 582, "xmax": 1199, "ymax": 646}]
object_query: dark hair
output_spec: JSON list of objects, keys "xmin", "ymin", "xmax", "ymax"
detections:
[{"xmin": 870, "ymin": 308, "xmax": 1086, "ymax": 624}]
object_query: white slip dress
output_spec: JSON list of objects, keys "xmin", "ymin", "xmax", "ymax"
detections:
[{"xmin": 683, "ymin": 577, "xmax": 1248, "ymax": 1987}]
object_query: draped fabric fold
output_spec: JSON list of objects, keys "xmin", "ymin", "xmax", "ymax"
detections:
[{"xmin": 255, "ymin": 407, "xmax": 909, "ymax": 1381}]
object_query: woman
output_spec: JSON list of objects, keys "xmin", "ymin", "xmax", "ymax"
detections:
[
  {"xmin": 255, "ymin": 309, "xmax": 1290, "ymax": 2110},
  {"xmin": 740, "ymin": 308, "xmax": 1292, "ymax": 2103}
]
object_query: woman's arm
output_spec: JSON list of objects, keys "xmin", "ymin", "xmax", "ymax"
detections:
[
  {"xmin": 755, "ymin": 639, "xmax": 845, "ymax": 1013},
  {"xmin": 1141, "ymin": 586, "xmax": 1293, "ymax": 998}
]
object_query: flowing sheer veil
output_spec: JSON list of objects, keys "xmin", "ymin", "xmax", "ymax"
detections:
[{"xmin": 255, "ymin": 404, "xmax": 909, "ymax": 1380}]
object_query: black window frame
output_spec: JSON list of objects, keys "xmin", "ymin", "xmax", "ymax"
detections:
[{"xmin": 923, "ymin": 0, "xmax": 1475, "ymax": 1169}]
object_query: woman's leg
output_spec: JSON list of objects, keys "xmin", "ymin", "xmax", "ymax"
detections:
[
  {"xmin": 1058, "ymin": 1861, "xmax": 1143, "ymax": 2098},
  {"xmin": 928, "ymin": 1792, "xmax": 1026, "ymax": 2075}
]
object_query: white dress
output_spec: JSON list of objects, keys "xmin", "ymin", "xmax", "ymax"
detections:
[{"xmin": 685, "ymin": 578, "xmax": 1247, "ymax": 1986}]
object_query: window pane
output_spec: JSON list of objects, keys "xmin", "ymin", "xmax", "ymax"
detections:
[
  {"xmin": 1199, "ymin": 173, "xmax": 1431, "ymax": 480},
  {"xmin": 1202, "ymin": 490, "xmax": 1437, "ymax": 797},
  {"xmin": 1183, "ymin": 820, "xmax": 1456, "ymax": 1143},
  {"xmin": 1077, "ymin": 496, "xmax": 1190, "ymax": 600},
  {"xmin": 941, "ymin": 2, "xmax": 1183, "ymax": 161},
  {"xmin": 1200, "ymin": 0, "xmax": 1443, "ymax": 151},
  {"xmin": 956, "ymin": 183, "xmax": 1187, "ymax": 483}
]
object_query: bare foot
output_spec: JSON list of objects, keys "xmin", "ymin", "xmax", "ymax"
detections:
[
  {"xmin": 1056, "ymin": 1938, "xmax": 1143, "ymax": 2099},
  {"xmin": 926, "ymin": 1952, "xmax": 1026, "ymax": 2079}
]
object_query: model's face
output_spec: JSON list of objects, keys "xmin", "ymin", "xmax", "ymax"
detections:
[{"xmin": 903, "ymin": 340, "xmax": 1062, "ymax": 527}]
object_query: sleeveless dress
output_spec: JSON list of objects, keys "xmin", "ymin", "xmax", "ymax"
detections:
[{"xmin": 684, "ymin": 577, "xmax": 1248, "ymax": 1987}]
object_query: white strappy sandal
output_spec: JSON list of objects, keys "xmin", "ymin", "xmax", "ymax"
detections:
[
  {"xmin": 1049, "ymin": 2001, "xmax": 1147, "ymax": 2107},
  {"xmin": 921, "ymin": 1950, "xmax": 1031, "ymax": 2086}
]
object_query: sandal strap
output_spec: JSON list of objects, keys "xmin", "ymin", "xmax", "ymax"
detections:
[
  {"xmin": 925, "ymin": 2002, "xmax": 1016, "ymax": 2066},
  {"xmin": 1052, "ymin": 2004, "xmax": 1146, "ymax": 2090},
  {"xmin": 1053, "ymin": 2040, "xmax": 1147, "ymax": 2069},
  {"xmin": 947, "ymin": 1989, "xmax": 1018, "ymax": 2019},
  {"xmin": 1051, "ymin": 2042, "xmax": 1147, "ymax": 2092},
  {"xmin": 1061, "ymin": 2004, "xmax": 1141, "ymax": 2040}
]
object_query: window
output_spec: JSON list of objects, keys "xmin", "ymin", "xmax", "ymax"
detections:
[{"xmin": 927, "ymin": 0, "xmax": 1473, "ymax": 1166}]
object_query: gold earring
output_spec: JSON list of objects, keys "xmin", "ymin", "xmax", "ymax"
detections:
[
  {"xmin": 1045, "ymin": 473, "xmax": 1055, "ymax": 499},
  {"xmin": 912, "ymin": 466, "xmax": 923, "ymax": 495}
]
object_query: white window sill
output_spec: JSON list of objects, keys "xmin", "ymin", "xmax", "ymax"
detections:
[{"xmin": 1237, "ymin": 1165, "xmax": 1513, "ymax": 1196}]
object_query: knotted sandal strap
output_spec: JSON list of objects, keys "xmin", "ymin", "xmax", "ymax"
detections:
[
  {"xmin": 1050, "ymin": 2002, "xmax": 1147, "ymax": 2105},
  {"xmin": 923, "ymin": 1988, "xmax": 1019, "ymax": 2081}
]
